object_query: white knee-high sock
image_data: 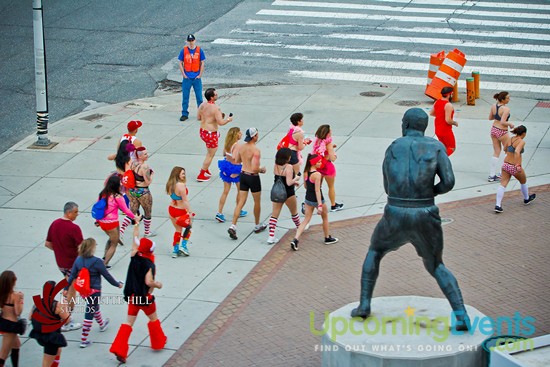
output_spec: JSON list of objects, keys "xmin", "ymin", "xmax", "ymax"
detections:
[
  {"xmin": 520, "ymin": 183, "xmax": 529, "ymax": 200},
  {"xmin": 496, "ymin": 185, "xmax": 506, "ymax": 207},
  {"xmin": 489, "ymin": 157, "xmax": 499, "ymax": 177}
]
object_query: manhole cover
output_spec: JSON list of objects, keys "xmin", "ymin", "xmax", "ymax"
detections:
[
  {"xmin": 360, "ymin": 91, "xmax": 386, "ymax": 97},
  {"xmin": 80, "ymin": 113, "xmax": 108, "ymax": 121},
  {"xmin": 395, "ymin": 100, "xmax": 421, "ymax": 106}
]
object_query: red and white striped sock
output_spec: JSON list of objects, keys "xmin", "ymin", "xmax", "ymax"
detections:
[
  {"xmin": 143, "ymin": 218, "xmax": 152, "ymax": 235},
  {"xmin": 94, "ymin": 311, "xmax": 105, "ymax": 327},
  {"xmin": 291, "ymin": 213, "xmax": 301, "ymax": 228},
  {"xmin": 50, "ymin": 353, "xmax": 61, "ymax": 367},
  {"xmin": 119, "ymin": 216, "xmax": 132, "ymax": 235},
  {"xmin": 81, "ymin": 319, "xmax": 93, "ymax": 343},
  {"xmin": 269, "ymin": 217, "xmax": 278, "ymax": 237}
]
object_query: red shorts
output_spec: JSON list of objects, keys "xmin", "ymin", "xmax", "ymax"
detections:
[
  {"xmin": 98, "ymin": 221, "xmax": 119, "ymax": 231},
  {"xmin": 127, "ymin": 301, "xmax": 157, "ymax": 317},
  {"xmin": 200, "ymin": 128, "xmax": 220, "ymax": 149},
  {"xmin": 168, "ymin": 206, "xmax": 188, "ymax": 219},
  {"xmin": 435, "ymin": 131, "xmax": 456, "ymax": 156}
]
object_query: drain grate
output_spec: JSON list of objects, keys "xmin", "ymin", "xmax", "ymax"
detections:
[
  {"xmin": 360, "ymin": 91, "xmax": 386, "ymax": 97},
  {"xmin": 535, "ymin": 101, "xmax": 550, "ymax": 108},
  {"xmin": 80, "ymin": 113, "xmax": 108, "ymax": 121},
  {"xmin": 395, "ymin": 100, "xmax": 421, "ymax": 106}
]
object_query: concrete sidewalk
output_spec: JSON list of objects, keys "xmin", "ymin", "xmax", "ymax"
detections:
[{"xmin": 0, "ymin": 83, "xmax": 549, "ymax": 366}]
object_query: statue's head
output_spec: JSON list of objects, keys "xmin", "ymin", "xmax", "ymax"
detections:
[{"xmin": 402, "ymin": 108, "xmax": 428, "ymax": 136}]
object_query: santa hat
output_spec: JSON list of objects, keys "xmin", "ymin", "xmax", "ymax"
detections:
[{"xmin": 138, "ymin": 238, "xmax": 156, "ymax": 254}]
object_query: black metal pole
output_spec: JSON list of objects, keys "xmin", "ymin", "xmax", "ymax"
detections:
[{"xmin": 33, "ymin": 0, "xmax": 51, "ymax": 146}]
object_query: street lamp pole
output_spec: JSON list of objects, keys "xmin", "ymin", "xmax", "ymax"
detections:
[{"xmin": 32, "ymin": 0, "xmax": 51, "ymax": 146}]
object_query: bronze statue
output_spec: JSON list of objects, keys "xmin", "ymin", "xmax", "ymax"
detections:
[{"xmin": 351, "ymin": 108, "xmax": 470, "ymax": 331}]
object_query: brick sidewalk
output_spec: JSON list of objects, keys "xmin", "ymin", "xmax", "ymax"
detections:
[{"xmin": 165, "ymin": 185, "xmax": 550, "ymax": 367}]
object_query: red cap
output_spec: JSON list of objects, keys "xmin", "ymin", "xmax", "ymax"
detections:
[{"xmin": 127, "ymin": 120, "xmax": 143, "ymax": 132}]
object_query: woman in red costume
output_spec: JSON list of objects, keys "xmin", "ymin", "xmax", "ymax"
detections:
[
  {"xmin": 166, "ymin": 166, "xmax": 193, "ymax": 257},
  {"xmin": 430, "ymin": 86, "xmax": 459, "ymax": 156}
]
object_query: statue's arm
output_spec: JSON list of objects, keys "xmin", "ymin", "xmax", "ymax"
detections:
[{"xmin": 434, "ymin": 147, "xmax": 455, "ymax": 196}]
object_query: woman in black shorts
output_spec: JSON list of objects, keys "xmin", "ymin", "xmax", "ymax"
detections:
[
  {"xmin": 29, "ymin": 280, "xmax": 71, "ymax": 367},
  {"xmin": 290, "ymin": 154, "xmax": 339, "ymax": 251},
  {"xmin": 267, "ymin": 148, "xmax": 301, "ymax": 244}
]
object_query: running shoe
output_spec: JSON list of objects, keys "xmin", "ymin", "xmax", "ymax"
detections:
[
  {"xmin": 100, "ymin": 318, "xmax": 110, "ymax": 332},
  {"xmin": 179, "ymin": 115, "xmax": 188, "ymax": 122},
  {"xmin": 205, "ymin": 169, "xmax": 212, "ymax": 177},
  {"xmin": 215, "ymin": 213, "xmax": 226, "ymax": 223},
  {"xmin": 330, "ymin": 203, "xmax": 344, "ymax": 212},
  {"xmin": 144, "ymin": 231, "xmax": 157, "ymax": 238},
  {"xmin": 179, "ymin": 240, "xmax": 190, "ymax": 256},
  {"xmin": 494, "ymin": 206, "xmax": 503, "ymax": 213},
  {"xmin": 239, "ymin": 209, "xmax": 248, "ymax": 218},
  {"xmin": 524, "ymin": 194, "xmax": 536, "ymax": 205},
  {"xmin": 61, "ymin": 321, "xmax": 82, "ymax": 332},
  {"xmin": 253, "ymin": 223, "xmax": 267, "ymax": 233},
  {"xmin": 290, "ymin": 238, "xmax": 299, "ymax": 251},
  {"xmin": 197, "ymin": 170, "xmax": 210, "ymax": 182},
  {"xmin": 267, "ymin": 236, "xmax": 279, "ymax": 245},
  {"xmin": 172, "ymin": 244, "xmax": 179, "ymax": 258},
  {"xmin": 488, "ymin": 175, "xmax": 501, "ymax": 182},
  {"xmin": 80, "ymin": 340, "xmax": 92, "ymax": 348},
  {"xmin": 324, "ymin": 236, "xmax": 339, "ymax": 245},
  {"xmin": 228, "ymin": 226, "xmax": 238, "ymax": 240}
]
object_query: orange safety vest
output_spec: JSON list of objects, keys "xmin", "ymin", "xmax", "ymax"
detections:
[{"xmin": 183, "ymin": 46, "xmax": 201, "ymax": 72}]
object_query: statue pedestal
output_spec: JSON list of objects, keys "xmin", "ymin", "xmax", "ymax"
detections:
[{"xmin": 321, "ymin": 296, "xmax": 490, "ymax": 367}]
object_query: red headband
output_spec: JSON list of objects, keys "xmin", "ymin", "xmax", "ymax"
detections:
[{"xmin": 309, "ymin": 155, "xmax": 323, "ymax": 166}]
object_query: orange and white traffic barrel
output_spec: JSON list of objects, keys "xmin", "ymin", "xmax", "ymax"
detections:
[
  {"xmin": 425, "ymin": 48, "xmax": 467, "ymax": 100},
  {"xmin": 426, "ymin": 51, "xmax": 446, "ymax": 86}
]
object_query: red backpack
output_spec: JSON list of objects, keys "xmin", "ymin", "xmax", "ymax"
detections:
[
  {"xmin": 121, "ymin": 169, "xmax": 136, "ymax": 189},
  {"xmin": 73, "ymin": 259, "xmax": 93, "ymax": 297}
]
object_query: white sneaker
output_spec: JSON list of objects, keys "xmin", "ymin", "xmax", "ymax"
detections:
[
  {"xmin": 267, "ymin": 236, "xmax": 279, "ymax": 244},
  {"xmin": 80, "ymin": 340, "xmax": 92, "ymax": 348},
  {"xmin": 61, "ymin": 321, "xmax": 82, "ymax": 332}
]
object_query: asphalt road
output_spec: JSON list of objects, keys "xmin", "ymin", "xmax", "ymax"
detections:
[{"xmin": 0, "ymin": 0, "xmax": 243, "ymax": 154}]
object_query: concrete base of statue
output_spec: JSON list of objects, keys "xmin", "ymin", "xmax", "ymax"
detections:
[{"xmin": 320, "ymin": 296, "xmax": 490, "ymax": 367}]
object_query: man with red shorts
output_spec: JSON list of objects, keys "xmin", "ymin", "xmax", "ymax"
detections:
[
  {"xmin": 110, "ymin": 222, "xmax": 166, "ymax": 363},
  {"xmin": 430, "ymin": 86, "xmax": 459, "ymax": 156},
  {"xmin": 44, "ymin": 202, "xmax": 83, "ymax": 332},
  {"xmin": 196, "ymin": 88, "xmax": 233, "ymax": 182}
]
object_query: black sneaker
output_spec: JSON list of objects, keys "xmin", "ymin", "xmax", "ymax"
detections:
[
  {"xmin": 330, "ymin": 203, "xmax": 344, "ymax": 212},
  {"xmin": 290, "ymin": 238, "xmax": 299, "ymax": 251},
  {"xmin": 494, "ymin": 206, "xmax": 503, "ymax": 213},
  {"xmin": 324, "ymin": 236, "xmax": 339, "ymax": 245},
  {"xmin": 228, "ymin": 227, "xmax": 238, "ymax": 240},
  {"xmin": 179, "ymin": 115, "xmax": 188, "ymax": 122},
  {"xmin": 524, "ymin": 194, "xmax": 536, "ymax": 205}
]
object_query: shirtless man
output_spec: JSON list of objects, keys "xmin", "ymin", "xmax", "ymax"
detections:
[
  {"xmin": 227, "ymin": 128, "xmax": 267, "ymax": 240},
  {"xmin": 196, "ymin": 88, "xmax": 233, "ymax": 182}
]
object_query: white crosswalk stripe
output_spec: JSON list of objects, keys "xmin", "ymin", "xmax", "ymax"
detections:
[{"xmin": 208, "ymin": 0, "xmax": 550, "ymax": 96}]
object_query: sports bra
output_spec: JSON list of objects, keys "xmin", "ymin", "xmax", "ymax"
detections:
[
  {"xmin": 170, "ymin": 192, "xmax": 182, "ymax": 201},
  {"xmin": 507, "ymin": 138, "xmax": 524, "ymax": 154},
  {"xmin": 494, "ymin": 105, "xmax": 510, "ymax": 121},
  {"xmin": 169, "ymin": 186, "xmax": 188, "ymax": 201}
]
